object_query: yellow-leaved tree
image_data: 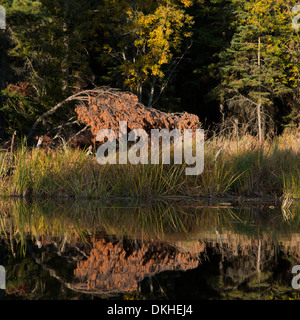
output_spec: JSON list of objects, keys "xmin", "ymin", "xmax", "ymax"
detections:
[{"xmin": 99, "ymin": 0, "xmax": 194, "ymax": 106}]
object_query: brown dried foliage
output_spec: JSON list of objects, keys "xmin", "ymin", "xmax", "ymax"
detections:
[
  {"xmin": 7, "ymin": 82, "xmax": 34, "ymax": 97},
  {"xmin": 75, "ymin": 90, "xmax": 200, "ymax": 138},
  {"xmin": 74, "ymin": 239, "xmax": 199, "ymax": 293}
]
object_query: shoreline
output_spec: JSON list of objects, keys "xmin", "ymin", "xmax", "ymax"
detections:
[{"xmin": 0, "ymin": 193, "xmax": 299, "ymax": 205}]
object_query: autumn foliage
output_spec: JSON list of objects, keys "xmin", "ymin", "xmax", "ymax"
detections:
[
  {"xmin": 75, "ymin": 89, "xmax": 200, "ymax": 139},
  {"xmin": 74, "ymin": 238, "xmax": 199, "ymax": 293},
  {"xmin": 7, "ymin": 82, "xmax": 34, "ymax": 97}
]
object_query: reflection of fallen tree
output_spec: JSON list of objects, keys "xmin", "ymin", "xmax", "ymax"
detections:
[
  {"xmin": 73, "ymin": 239, "xmax": 199, "ymax": 294},
  {"xmin": 23, "ymin": 237, "xmax": 199, "ymax": 297},
  {"xmin": 21, "ymin": 232, "xmax": 300, "ymax": 298}
]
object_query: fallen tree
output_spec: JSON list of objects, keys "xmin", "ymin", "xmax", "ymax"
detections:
[{"xmin": 27, "ymin": 87, "xmax": 200, "ymax": 146}]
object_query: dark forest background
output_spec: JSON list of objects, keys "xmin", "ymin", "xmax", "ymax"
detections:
[{"xmin": 0, "ymin": 0, "xmax": 299, "ymax": 141}]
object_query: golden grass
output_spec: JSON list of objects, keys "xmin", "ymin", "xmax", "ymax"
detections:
[{"xmin": 0, "ymin": 129, "xmax": 299, "ymax": 199}]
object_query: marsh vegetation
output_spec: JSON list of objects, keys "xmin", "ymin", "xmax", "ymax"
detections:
[{"xmin": 0, "ymin": 131, "xmax": 299, "ymax": 201}]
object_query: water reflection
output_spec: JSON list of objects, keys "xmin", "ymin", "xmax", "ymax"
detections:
[
  {"xmin": 74, "ymin": 238, "xmax": 199, "ymax": 295},
  {"xmin": 0, "ymin": 199, "xmax": 299, "ymax": 300}
]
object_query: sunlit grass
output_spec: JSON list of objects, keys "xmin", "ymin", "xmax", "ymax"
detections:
[{"xmin": 0, "ymin": 130, "xmax": 299, "ymax": 199}]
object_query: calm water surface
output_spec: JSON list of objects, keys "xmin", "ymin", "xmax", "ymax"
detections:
[{"xmin": 0, "ymin": 198, "xmax": 299, "ymax": 300}]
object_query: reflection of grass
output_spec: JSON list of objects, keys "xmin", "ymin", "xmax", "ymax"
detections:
[
  {"xmin": 0, "ymin": 199, "xmax": 299, "ymax": 247},
  {"xmin": 220, "ymin": 284, "xmax": 300, "ymax": 300},
  {"xmin": 0, "ymin": 199, "xmax": 225, "ymax": 242},
  {"xmin": 0, "ymin": 133, "xmax": 299, "ymax": 199},
  {"xmin": 283, "ymin": 174, "xmax": 300, "ymax": 199}
]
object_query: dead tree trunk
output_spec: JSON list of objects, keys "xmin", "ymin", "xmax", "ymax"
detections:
[{"xmin": 257, "ymin": 37, "xmax": 263, "ymax": 145}]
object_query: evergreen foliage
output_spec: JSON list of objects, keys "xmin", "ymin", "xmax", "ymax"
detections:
[{"xmin": 0, "ymin": 0, "xmax": 299, "ymax": 138}]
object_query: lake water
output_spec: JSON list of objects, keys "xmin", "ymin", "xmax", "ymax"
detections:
[{"xmin": 0, "ymin": 198, "xmax": 299, "ymax": 300}]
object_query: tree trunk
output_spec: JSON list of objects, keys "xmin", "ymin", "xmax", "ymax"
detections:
[
  {"xmin": 257, "ymin": 102, "xmax": 262, "ymax": 144},
  {"xmin": 137, "ymin": 82, "xmax": 142, "ymax": 103},
  {"xmin": 0, "ymin": 31, "xmax": 6, "ymax": 91},
  {"xmin": 147, "ymin": 76, "xmax": 156, "ymax": 107},
  {"xmin": 62, "ymin": 1, "xmax": 70, "ymax": 94},
  {"xmin": 62, "ymin": 21, "xmax": 69, "ymax": 93},
  {"xmin": 256, "ymin": 239, "xmax": 261, "ymax": 283},
  {"xmin": 0, "ymin": 29, "xmax": 7, "ymax": 133},
  {"xmin": 257, "ymin": 37, "xmax": 263, "ymax": 144}
]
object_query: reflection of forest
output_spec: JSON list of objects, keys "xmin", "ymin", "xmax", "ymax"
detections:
[
  {"xmin": 1, "ymin": 199, "xmax": 300, "ymax": 299},
  {"xmin": 1, "ymin": 231, "xmax": 300, "ymax": 299},
  {"xmin": 70, "ymin": 233, "xmax": 300, "ymax": 296}
]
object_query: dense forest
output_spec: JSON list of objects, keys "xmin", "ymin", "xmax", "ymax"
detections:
[
  {"xmin": 0, "ymin": 0, "xmax": 299, "ymax": 142},
  {"xmin": 1, "ymin": 1, "xmax": 300, "ymax": 304}
]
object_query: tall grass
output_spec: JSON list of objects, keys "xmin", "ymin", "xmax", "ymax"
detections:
[
  {"xmin": 198, "ymin": 132, "xmax": 300, "ymax": 199},
  {"xmin": 0, "ymin": 130, "xmax": 299, "ymax": 199},
  {"xmin": 0, "ymin": 151, "xmax": 8, "ymax": 181}
]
